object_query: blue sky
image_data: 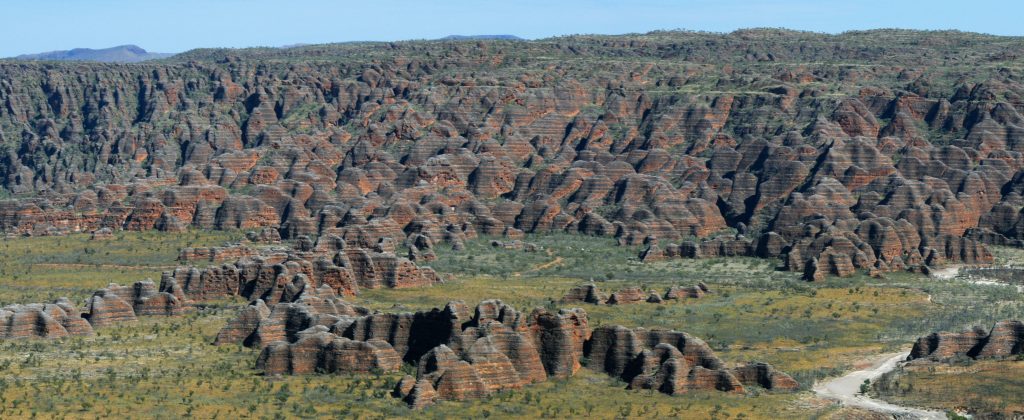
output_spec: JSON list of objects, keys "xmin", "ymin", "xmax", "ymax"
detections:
[{"xmin": 2, "ymin": 0, "xmax": 1021, "ymax": 56}]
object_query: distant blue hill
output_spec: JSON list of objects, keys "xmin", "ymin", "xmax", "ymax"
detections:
[{"xmin": 12, "ymin": 45, "xmax": 173, "ymax": 63}]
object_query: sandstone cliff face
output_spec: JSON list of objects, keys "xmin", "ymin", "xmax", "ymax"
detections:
[
  {"xmin": 561, "ymin": 283, "xmax": 606, "ymax": 304},
  {"xmin": 0, "ymin": 299, "xmax": 93, "ymax": 339},
  {"xmin": 562, "ymin": 282, "xmax": 709, "ymax": 305},
  {"xmin": 909, "ymin": 320, "xmax": 1024, "ymax": 362},
  {"xmin": 0, "ymin": 276, "xmax": 193, "ymax": 340},
  {"xmin": 586, "ymin": 325, "xmax": 797, "ymax": 395},
  {"xmin": 168, "ymin": 234, "xmax": 442, "ymax": 303},
  {"xmin": 0, "ymin": 236, "xmax": 421, "ymax": 342},
  {"xmin": 232, "ymin": 294, "xmax": 797, "ymax": 408},
  {"xmin": 256, "ymin": 327, "xmax": 402, "ymax": 375},
  {"xmin": 82, "ymin": 277, "xmax": 189, "ymax": 326},
  {"xmin": 606, "ymin": 287, "xmax": 647, "ymax": 305},
  {"xmin": 178, "ymin": 244, "xmax": 258, "ymax": 263},
  {"xmin": 213, "ymin": 281, "xmax": 371, "ymax": 347},
  {"xmin": 2, "ymin": 31, "xmax": 1022, "ymax": 278}
]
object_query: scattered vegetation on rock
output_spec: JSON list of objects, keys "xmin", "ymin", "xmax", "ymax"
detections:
[{"xmin": 1, "ymin": 30, "xmax": 1022, "ymax": 280}]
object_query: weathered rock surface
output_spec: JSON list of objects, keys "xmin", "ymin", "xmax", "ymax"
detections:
[
  {"xmin": 606, "ymin": 287, "xmax": 647, "ymax": 305},
  {"xmin": 248, "ymin": 297, "xmax": 799, "ymax": 403},
  {"xmin": 731, "ymin": 362, "xmax": 801, "ymax": 391},
  {"xmin": 0, "ymin": 299, "xmax": 93, "ymax": 339},
  {"xmin": 238, "ymin": 294, "xmax": 797, "ymax": 408},
  {"xmin": 909, "ymin": 320, "xmax": 1024, "ymax": 361},
  {"xmin": 167, "ymin": 236, "xmax": 442, "ymax": 303},
  {"xmin": 527, "ymin": 307, "xmax": 590, "ymax": 378},
  {"xmin": 0, "ymin": 276, "xmax": 191, "ymax": 339},
  {"xmin": 664, "ymin": 283, "xmax": 710, "ymax": 300},
  {"xmin": 561, "ymin": 283, "xmax": 606, "ymax": 304},
  {"xmin": 0, "ymin": 31, "xmax": 1019, "ymax": 279},
  {"xmin": 214, "ymin": 282, "xmax": 370, "ymax": 347},
  {"xmin": 257, "ymin": 327, "xmax": 402, "ymax": 375},
  {"xmin": 178, "ymin": 245, "xmax": 258, "ymax": 263},
  {"xmin": 82, "ymin": 278, "xmax": 190, "ymax": 326},
  {"xmin": 586, "ymin": 325, "xmax": 796, "ymax": 395}
]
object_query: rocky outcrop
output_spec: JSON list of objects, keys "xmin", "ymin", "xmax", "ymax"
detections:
[
  {"xmin": 561, "ymin": 283, "xmax": 606, "ymax": 304},
  {"xmin": 0, "ymin": 299, "xmax": 93, "ymax": 339},
  {"xmin": 89, "ymin": 227, "xmax": 113, "ymax": 240},
  {"xmin": 257, "ymin": 327, "xmax": 402, "ymax": 375},
  {"xmin": 82, "ymin": 278, "xmax": 190, "ymax": 326},
  {"xmin": 586, "ymin": 325, "xmax": 727, "ymax": 378},
  {"xmin": 237, "ymin": 294, "xmax": 796, "ymax": 408},
  {"xmin": 527, "ymin": 307, "xmax": 590, "ymax": 378},
  {"xmin": 166, "ymin": 237, "xmax": 443, "ymax": 303},
  {"xmin": 3, "ymin": 31, "xmax": 1020, "ymax": 279},
  {"xmin": 586, "ymin": 325, "xmax": 796, "ymax": 395},
  {"xmin": 977, "ymin": 320, "xmax": 1024, "ymax": 359},
  {"xmin": 664, "ymin": 282, "xmax": 710, "ymax": 300},
  {"xmin": 606, "ymin": 287, "xmax": 647, "ymax": 305},
  {"xmin": 243, "ymin": 299, "xmax": 558, "ymax": 406},
  {"xmin": 561, "ymin": 282, "xmax": 712, "ymax": 305},
  {"xmin": 731, "ymin": 362, "xmax": 801, "ymax": 391},
  {"xmin": 0, "ymin": 276, "xmax": 190, "ymax": 339},
  {"xmin": 178, "ymin": 245, "xmax": 258, "ymax": 263},
  {"xmin": 563, "ymin": 283, "xmax": 710, "ymax": 305},
  {"xmin": 214, "ymin": 300, "xmax": 272, "ymax": 346},
  {"xmin": 214, "ymin": 282, "xmax": 371, "ymax": 347},
  {"xmin": 909, "ymin": 320, "xmax": 1024, "ymax": 362},
  {"xmin": 396, "ymin": 301, "xmax": 804, "ymax": 407},
  {"xmin": 390, "ymin": 303, "xmax": 587, "ymax": 406},
  {"xmin": 81, "ymin": 288, "xmax": 138, "ymax": 327}
]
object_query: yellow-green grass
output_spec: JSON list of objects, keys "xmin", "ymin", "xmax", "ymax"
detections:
[
  {"xmin": 0, "ymin": 271, "xmax": 936, "ymax": 420},
  {"xmin": 990, "ymin": 245, "xmax": 1024, "ymax": 266},
  {"xmin": 0, "ymin": 230, "xmax": 245, "ymax": 304},
  {"xmin": 0, "ymin": 232, "xmax": 1021, "ymax": 418},
  {"xmin": 873, "ymin": 360, "xmax": 1024, "ymax": 417},
  {"xmin": 356, "ymin": 271, "xmax": 932, "ymax": 384},
  {"xmin": 0, "ymin": 307, "xmax": 824, "ymax": 420}
]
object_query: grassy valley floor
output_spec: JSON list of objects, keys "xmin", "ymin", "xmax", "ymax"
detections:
[
  {"xmin": 872, "ymin": 359, "xmax": 1024, "ymax": 418},
  {"xmin": 0, "ymin": 232, "xmax": 1020, "ymax": 418}
]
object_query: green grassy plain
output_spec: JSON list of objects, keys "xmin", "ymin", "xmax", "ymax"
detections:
[
  {"xmin": 0, "ymin": 230, "xmax": 245, "ymax": 304},
  {"xmin": 873, "ymin": 359, "xmax": 1024, "ymax": 417},
  {"xmin": 0, "ymin": 232, "xmax": 1020, "ymax": 418}
]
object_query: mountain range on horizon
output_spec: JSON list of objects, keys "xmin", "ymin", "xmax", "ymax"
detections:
[
  {"xmin": 7, "ymin": 35, "xmax": 524, "ymax": 63},
  {"xmin": 12, "ymin": 44, "xmax": 173, "ymax": 63}
]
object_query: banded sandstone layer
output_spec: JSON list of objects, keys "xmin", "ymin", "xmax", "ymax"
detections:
[
  {"xmin": 220, "ymin": 297, "xmax": 797, "ymax": 408},
  {"xmin": 2, "ymin": 30, "xmax": 1024, "ymax": 278},
  {"xmin": 908, "ymin": 320, "xmax": 1024, "ymax": 361},
  {"xmin": 0, "ymin": 227, "xmax": 442, "ymax": 340}
]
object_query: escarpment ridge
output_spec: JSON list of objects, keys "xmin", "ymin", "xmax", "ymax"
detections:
[{"xmin": 1, "ymin": 30, "xmax": 1024, "ymax": 278}]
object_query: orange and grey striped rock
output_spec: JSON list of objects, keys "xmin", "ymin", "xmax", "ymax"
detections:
[
  {"xmin": 606, "ymin": 287, "xmax": 647, "ymax": 305},
  {"xmin": 82, "ymin": 288, "xmax": 137, "ymax": 327},
  {"xmin": 257, "ymin": 327, "xmax": 401, "ymax": 375},
  {"xmin": 731, "ymin": 362, "xmax": 800, "ymax": 391},
  {"xmin": 909, "ymin": 320, "xmax": 1024, "ymax": 362},
  {"xmin": 0, "ymin": 300, "xmax": 93, "ymax": 339},
  {"xmin": 561, "ymin": 283, "xmax": 606, "ymax": 304},
  {"xmin": 585, "ymin": 324, "xmax": 798, "ymax": 396}
]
